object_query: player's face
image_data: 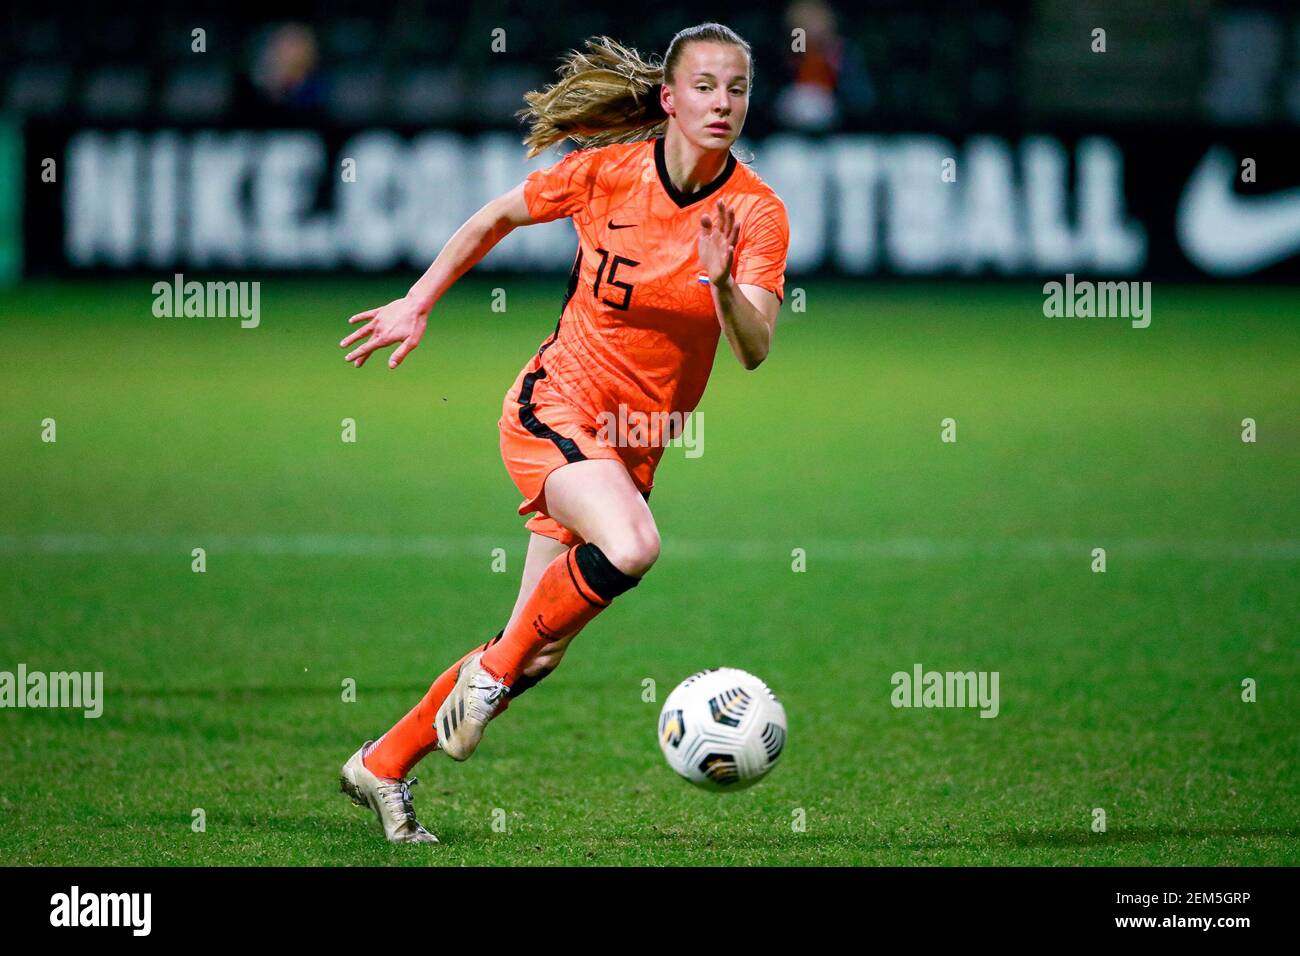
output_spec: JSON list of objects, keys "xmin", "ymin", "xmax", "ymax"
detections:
[{"xmin": 665, "ymin": 41, "xmax": 750, "ymax": 150}]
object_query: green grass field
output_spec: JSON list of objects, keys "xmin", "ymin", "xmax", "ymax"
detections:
[{"xmin": 1, "ymin": 277, "xmax": 1296, "ymax": 865}]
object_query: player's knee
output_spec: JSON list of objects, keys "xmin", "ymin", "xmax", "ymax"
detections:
[
  {"xmin": 597, "ymin": 524, "xmax": 660, "ymax": 579},
  {"xmin": 573, "ymin": 537, "xmax": 654, "ymax": 604}
]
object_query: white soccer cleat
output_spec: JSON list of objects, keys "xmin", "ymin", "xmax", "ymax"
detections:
[
  {"xmin": 434, "ymin": 652, "xmax": 510, "ymax": 761},
  {"xmin": 339, "ymin": 742, "xmax": 439, "ymax": 844}
]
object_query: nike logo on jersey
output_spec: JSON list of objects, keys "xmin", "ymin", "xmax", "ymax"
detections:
[
  {"xmin": 1178, "ymin": 146, "xmax": 1300, "ymax": 276},
  {"xmin": 608, "ymin": 221, "xmax": 637, "ymax": 229}
]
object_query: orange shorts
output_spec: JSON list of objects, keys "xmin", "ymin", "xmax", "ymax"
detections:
[{"xmin": 498, "ymin": 356, "xmax": 657, "ymax": 548}]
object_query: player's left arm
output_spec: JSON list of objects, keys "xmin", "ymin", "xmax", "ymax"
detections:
[
  {"xmin": 714, "ymin": 280, "xmax": 779, "ymax": 371},
  {"xmin": 699, "ymin": 199, "xmax": 785, "ymax": 370}
]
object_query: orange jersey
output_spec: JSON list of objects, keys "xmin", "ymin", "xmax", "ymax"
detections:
[{"xmin": 522, "ymin": 135, "xmax": 789, "ymax": 421}]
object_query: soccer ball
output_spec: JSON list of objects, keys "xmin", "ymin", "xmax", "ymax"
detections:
[{"xmin": 657, "ymin": 668, "xmax": 787, "ymax": 791}]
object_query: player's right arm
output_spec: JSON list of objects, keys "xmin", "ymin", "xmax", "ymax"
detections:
[{"xmin": 340, "ymin": 182, "xmax": 537, "ymax": 369}]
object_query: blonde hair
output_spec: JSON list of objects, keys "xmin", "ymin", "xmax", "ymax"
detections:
[{"xmin": 517, "ymin": 23, "xmax": 753, "ymax": 158}]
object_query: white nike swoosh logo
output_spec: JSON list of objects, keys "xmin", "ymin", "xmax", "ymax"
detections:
[{"xmin": 1177, "ymin": 146, "xmax": 1300, "ymax": 276}]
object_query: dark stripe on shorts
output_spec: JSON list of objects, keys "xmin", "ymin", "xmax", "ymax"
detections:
[{"xmin": 517, "ymin": 367, "xmax": 588, "ymax": 464}]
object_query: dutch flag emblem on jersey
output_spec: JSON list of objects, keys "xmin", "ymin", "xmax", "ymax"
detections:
[{"xmin": 697, "ymin": 273, "xmax": 710, "ymax": 285}]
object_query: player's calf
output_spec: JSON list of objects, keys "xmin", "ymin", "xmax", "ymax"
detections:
[{"xmin": 439, "ymin": 542, "xmax": 643, "ymax": 760}]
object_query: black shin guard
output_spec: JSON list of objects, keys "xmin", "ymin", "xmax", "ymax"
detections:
[
  {"xmin": 508, "ymin": 666, "xmax": 554, "ymax": 699},
  {"xmin": 574, "ymin": 542, "xmax": 642, "ymax": 602}
]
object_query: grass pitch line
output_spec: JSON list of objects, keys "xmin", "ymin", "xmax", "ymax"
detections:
[{"xmin": 1, "ymin": 532, "xmax": 1297, "ymax": 561}]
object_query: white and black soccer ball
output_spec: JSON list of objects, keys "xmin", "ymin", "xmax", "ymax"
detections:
[{"xmin": 657, "ymin": 667, "xmax": 787, "ymax": 791}]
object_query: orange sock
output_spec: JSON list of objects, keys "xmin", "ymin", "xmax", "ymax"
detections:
[
  {"xmin": 364, "ymin": 642, "xmax": 487, "ymax": 780},
  {"xmin": 480, "ymin": 543, "xmax": 641, "ymax": 685}
]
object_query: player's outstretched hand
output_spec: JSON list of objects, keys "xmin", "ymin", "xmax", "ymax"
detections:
[
  {"xmin": 698, "ymin": 199, "xmax": 740, "ymax": 286},
  {"xmin": 340, "ymin": 296, "xmax": 429, "ymax": 369}
]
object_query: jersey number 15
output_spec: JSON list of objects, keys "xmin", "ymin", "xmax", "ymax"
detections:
[{"xmin": 593, "ymin": 248, "xmax": 640, "ymax": 311}]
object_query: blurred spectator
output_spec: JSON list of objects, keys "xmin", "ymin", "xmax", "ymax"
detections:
[
  {"xmin": 246, "ymin": 22, "xmax": 325, "ymax": 119},
  {"xmin": 775, "ymin": 0, "xmax": 873, "ymax": 131},
  {"xmin": 1203, "ymin": 9, "xmax": 1281, "ymax": 125},
  {"xmin": 1285, "ymin": 18, "xmax": 1300, "ymax": 123}
]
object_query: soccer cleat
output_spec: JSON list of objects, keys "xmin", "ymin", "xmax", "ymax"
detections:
[
  {"xmin": 434, "ymin": 651, "xmax": 510, "ymax": 761},
  {"xmin": 339, "ymin": 742, "xmax": 439, "ymax": 844}
]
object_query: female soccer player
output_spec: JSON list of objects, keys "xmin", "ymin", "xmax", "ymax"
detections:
[{"xmin": 339, "ymin": 22, "xmax": 789, "ymax": 843}]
